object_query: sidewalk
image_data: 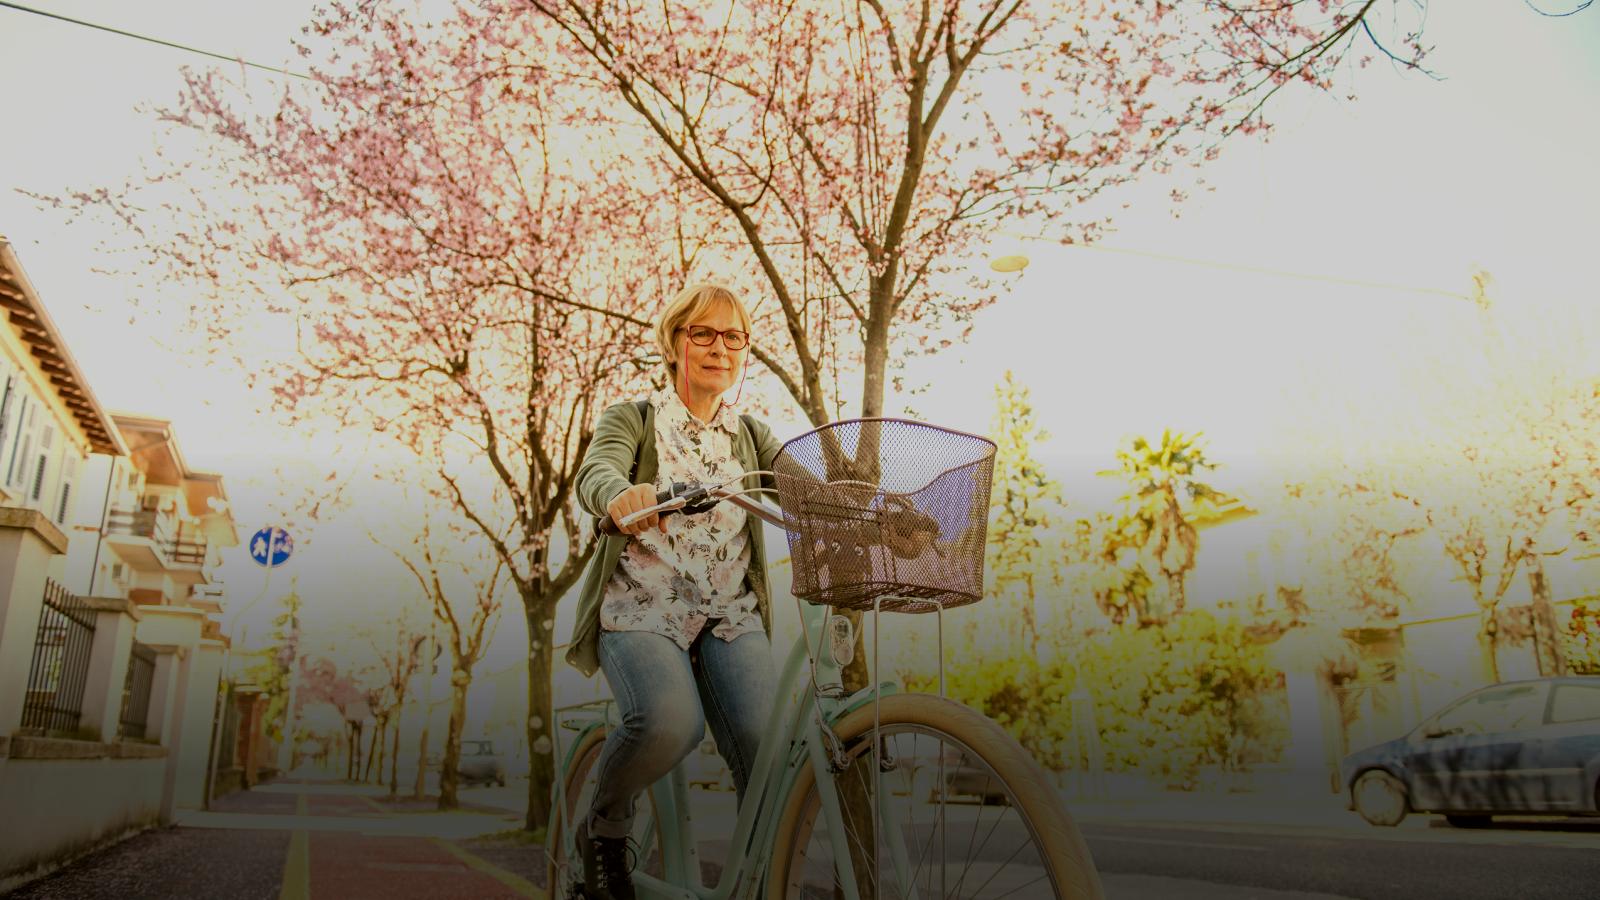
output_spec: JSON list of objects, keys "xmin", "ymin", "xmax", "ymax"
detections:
[
  {"xmin": 6, "ymin": 773, "xmax": 542, "ymax": 900},
  {"xmin": 3, "ymin": 770, "xmax": 1367, "ymax": 899}
]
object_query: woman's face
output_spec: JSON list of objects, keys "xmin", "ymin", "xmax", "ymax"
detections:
[{"xmin": 677, "ymin": 300, "xmax": 748, "ymax": 400}]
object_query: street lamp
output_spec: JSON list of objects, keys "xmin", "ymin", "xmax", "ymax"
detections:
[{"xmin": 989, "ymin": 253, "xmax": 1030, "ymax": 273}]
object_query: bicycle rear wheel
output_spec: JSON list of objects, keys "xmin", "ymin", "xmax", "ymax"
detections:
[
  {"xmin": 767, "ymin": 694, "xmax": 1102, "ymax": 899},
  {"xmin": 548, "ymin": 727, "xmax": 666, "ymax": 897}
]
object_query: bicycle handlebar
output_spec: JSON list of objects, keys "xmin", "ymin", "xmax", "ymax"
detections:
[{"xmin": 596, "ymin": 483, "xmax": 706, "ymax": 536}]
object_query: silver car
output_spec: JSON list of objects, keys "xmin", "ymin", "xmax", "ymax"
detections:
[
  {"xmin": 457, "ymin": 739, "xmax": 507, "ymax": 787},
  {"xmin": 1342, "ymin": 676, "xmax": 1600, "ymax": 827}
]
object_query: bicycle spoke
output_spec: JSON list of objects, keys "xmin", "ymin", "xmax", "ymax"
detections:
[
  {"xmin": 950, "ymin": 764, "xmax": 992, "ymax": 896},
  {"xmin": 963, "ymin": 832, "xmax": 1035, "ymax": 899},
  {"xmin": 782, "ymin": 721, "xmax": 1071, "ymax": 900},
  {"xmin": 951, "ymin": 785, "xmax": 1020, "ymax": 898},
  {"xmin": 985, "ymin": 869, "xmax": 1053, "ymax": 900}
]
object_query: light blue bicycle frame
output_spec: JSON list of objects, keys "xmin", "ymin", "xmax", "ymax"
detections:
[{"xmin": 550, "ymin": 596, "xmax": 915, "ymax": 900}]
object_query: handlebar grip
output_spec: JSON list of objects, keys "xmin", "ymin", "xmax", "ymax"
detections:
[{"xmin": 596, "ymin": 486, "xmax": 680, "ymax": 537}]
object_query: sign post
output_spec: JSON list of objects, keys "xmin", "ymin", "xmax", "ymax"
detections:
[
  {"xmin": 247, "ymin": 526, "xmax": 299, "ymax": 773},
  {"xmin": 207, "ymin": 525, "xmax": 299, "ymax": 806}
]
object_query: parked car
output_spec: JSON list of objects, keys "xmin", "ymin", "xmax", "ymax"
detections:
[
  {"xmin": 916, "ymin": 747, "xmax": 1008, "ymax": 806},
  {"xmin": 1341, "ymin": 676, "xmax": 1600, "ymax": 827},
  {"xmin": 457, "ymin": 739, "xmax": 507, "ymax": 787},
  {"xmin": 936, "ymin": 763, "xmax": 1010, "ymax": 806}
]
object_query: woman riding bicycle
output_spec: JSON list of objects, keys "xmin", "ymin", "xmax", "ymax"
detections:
[{"xmin": 566, "ymin": 283, "xmax": 784, "ymax": 900}]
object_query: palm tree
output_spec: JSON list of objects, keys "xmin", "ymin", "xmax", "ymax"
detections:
[{"xmin": 1100, "ymin": 430, "xmax": 1227, "ymax": 624}]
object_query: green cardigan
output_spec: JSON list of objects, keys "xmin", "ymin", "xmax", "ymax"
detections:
[{"xmin": 566, "ymin": 401, "xmax": 785, "ymax": 678}]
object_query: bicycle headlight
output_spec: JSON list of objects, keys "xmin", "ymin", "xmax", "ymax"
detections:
[{"xmin": 827, "ymin": 614, "xmax": 855, "ymax": 668}]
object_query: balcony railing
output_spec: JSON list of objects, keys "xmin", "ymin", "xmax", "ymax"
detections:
[{"xmin": 106, "ymin": 508, "xmax": 208, "ymax": 569}]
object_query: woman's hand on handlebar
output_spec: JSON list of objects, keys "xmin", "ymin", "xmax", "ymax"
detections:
[{"xmin": 607, "ymin": 483, "xmax": 667, "ymax": 536}]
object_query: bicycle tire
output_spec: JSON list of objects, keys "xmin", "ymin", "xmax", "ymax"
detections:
[
  {"xmin": 547, "ymin": 727, "xmax": 666, "ymax": 895},
  {"xmin": 766, "ymin": 693, "xmax": 1103, "ymax": 899}
]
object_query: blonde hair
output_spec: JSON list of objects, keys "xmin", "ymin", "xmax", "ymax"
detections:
[{"xmin": 654, "ymin": 283, "xmax": 752, "ymax": 377}]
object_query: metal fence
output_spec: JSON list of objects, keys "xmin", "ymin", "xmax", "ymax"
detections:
[
  {"xmin": 21, "ymin": 580, "xmax": 97, "ymax": 734},
  {"xmin": 119, "ymin": 641, "xmax": 157, "ymax": 740}
]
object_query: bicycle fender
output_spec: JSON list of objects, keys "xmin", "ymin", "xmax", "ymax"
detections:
[
  {"xmin": 827, "ymin": 682, "xmax": 902, "ymax": 725},
  {"xmin": 547, "ymin": 719, "xmax": 609, "ymax": 842}
]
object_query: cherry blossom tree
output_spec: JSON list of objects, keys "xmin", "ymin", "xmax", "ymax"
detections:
[
  {"xmin": 385, "ymin": 512, "xmax": 505, "ymax": 810},
  {"xmin": 297, "ymin": 656, "xmax": 369, "ymax": 779},
  {"xmin": 514, "ymin": 7, "xmax": 1434, "ymax": 772},
  {"xmin": 50, "ymin": 1, "xmax": 684, "ymax": 827},
  {"xmin": 517, "ymin": 0, "xmax": 1429, "ymax": 427},
  {"xmin": 365, "ymin": 620, "xmax": 428, "ymax": 796}
]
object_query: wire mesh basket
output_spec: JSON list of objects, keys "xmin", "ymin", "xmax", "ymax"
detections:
[{"xmin": 772, "ymin": 418, "xmax": 996, "ymax": 613}]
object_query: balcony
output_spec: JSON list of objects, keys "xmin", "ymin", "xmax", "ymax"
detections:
[{"xmin": 104, "ymin": 507, "xmax": 210, "ymax": 583}]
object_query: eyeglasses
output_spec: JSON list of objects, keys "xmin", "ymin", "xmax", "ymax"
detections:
[{"xmin": 682, "ymin": 325, "xmax": 749, "ymax": 351}]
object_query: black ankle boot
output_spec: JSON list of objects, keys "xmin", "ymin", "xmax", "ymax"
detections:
[{"xmin": 577, "ymin": 822, "xmax": 636, "ymax": 900}]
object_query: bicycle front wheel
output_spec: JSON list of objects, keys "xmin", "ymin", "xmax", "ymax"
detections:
[{"xmin": 767, "ymin": 694, "xmax": 1102, "ymax": 899}]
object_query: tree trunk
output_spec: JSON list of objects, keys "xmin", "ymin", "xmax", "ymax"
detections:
[
  {"xmin": 1167, "ymin": 570, "xmax": 1187, "ymax": 620},
  {"xmin": 363, "ymin": 717, "xmax": 382, "ymax": 783},
  {"xmin": 1526, "ymin": 557, "xmax": 1568, "ymax": 677},
  {"xmin": 415, "ymin": 718, "xmax": 431, "ymax": 800},
  {"xmin": 524, "ymin": 604, "xmax": 556, "ymax": 833},
  {"xmin": 388, "ymin": 708, "xmax": 403, "ymax": 797},
  {"xmin": 376, "ymin": 716, "xmax": 388, "ymax": 782},
  {"xmin": 438, "ymin": 667, "xmax": 469, "ymax": 810},
  {"xmin": 1477, "ymin": 601, "xmax": 1501, "ymax": 684},
  {"xmin": 348, "ymin": 720, "xmax": 363, "ymax": 782},
  {"xmin": 415, "ymin": 629, "xmax": 435, "ymax": 799}
]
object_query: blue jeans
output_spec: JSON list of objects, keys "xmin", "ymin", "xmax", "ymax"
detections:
[{"xmin": 586, "ymin": 626, "xmax": 776, "ymax": 839}]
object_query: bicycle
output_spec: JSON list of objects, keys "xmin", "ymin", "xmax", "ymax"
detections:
[{"xmin": 547, "ymin": 418, "xmax": 1104, "ymax": 900}]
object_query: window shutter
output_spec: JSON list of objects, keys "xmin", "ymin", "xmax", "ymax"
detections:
[
  {"xmin": 54, "ymin": 454, "xmax": 77, "ymax": 524},
  {"xmin": 31, "ymin": 425, "xmax": 54, "ymax": 501},
  {"xmin": 31, "ymin": 455, "xmax": 47, "ymax": 501},
  {"xmin": 5, "ymin": 395, "xmax": 29, "ymax": 486}
]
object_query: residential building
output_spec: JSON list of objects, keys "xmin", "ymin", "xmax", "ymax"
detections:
[
  {"xmin": 61, "ymin": 412, "xmax": 241, "ymax": 813},
  {"xmin": 0, "ymin": 237, "xmax": 238, "ymax": 891}
]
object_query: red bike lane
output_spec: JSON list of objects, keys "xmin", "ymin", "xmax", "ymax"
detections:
[{"xmin": 270, "ymin": 777, "xmax": 545, "ymax": 900}]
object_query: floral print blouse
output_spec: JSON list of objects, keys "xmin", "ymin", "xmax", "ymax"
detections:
[{"xmin": 599, "ymin": 388, "xmax": 763, "ymax": 648}]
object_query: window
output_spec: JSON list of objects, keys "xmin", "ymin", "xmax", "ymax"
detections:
[
  {"xmin": 1549, "ymin": 683, "xmax": 1600, "ymax": 724},
  {"xmin": 1433, "ymin": 683, "xmax": 1550, "ymax": 735},
  {"xmin": 5, "ymin": 396, "xmax": 29, "ymax": 485}
]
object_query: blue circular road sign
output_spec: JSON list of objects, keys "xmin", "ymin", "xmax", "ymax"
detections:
[{"xmin": 249, "ymin": 526, "xmax": 294, "ymax": 568}]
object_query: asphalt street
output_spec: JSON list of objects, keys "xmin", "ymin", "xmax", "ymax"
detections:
[
  {"xmin": 1082, "ymin": 819, "xmax": 1600, "ymax": 900},
  {"xmin": 7, "ymin": 775, "xmax": 1599, "ymax": 899}
]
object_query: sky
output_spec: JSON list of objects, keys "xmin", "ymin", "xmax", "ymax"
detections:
[{"xmin": 1, "ymin": 2, "xmax": 1599, "ymax": 665}]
